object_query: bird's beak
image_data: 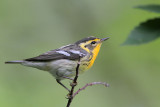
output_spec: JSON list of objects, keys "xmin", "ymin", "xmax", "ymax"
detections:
[{"xmin": 100, "ymin": 37, "xmax": 110, "ymax": 42}]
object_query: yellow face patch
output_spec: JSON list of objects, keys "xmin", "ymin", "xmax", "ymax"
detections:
[
  {"xmin": 87, "ymin": 43, "xmax": 102, "ymax": 69},
  {"xmin": 79, "ymin": 38, "xmax": 101, "ymax": 52},
  {"xmin": 79, "ymin": 38, "xmax": 102, "ymax": 69},
  {"xmin": 79, "ymin": 42, "xmax": 90, "ymax": 53}
]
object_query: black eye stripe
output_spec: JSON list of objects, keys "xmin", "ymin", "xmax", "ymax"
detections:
[{"xmin": 91, "ymin": 41, "xmax": 96, "ymax": 44}]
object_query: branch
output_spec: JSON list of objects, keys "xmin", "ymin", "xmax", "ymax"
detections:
[
  {"xmin": 66, "ymin": 57, "xmax": 109, "ymax": 107},
  {"xmin": 66, "ymin": 58, "xmax": 81, "ymax": 107},
  {"xmin": 73, "ymin": 82, "xmax": 109, "ymax": 98}
]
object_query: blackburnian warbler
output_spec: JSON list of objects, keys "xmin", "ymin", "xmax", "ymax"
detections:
[{"xmin": 5, "ymin": 36, "xmax": 109, "ymax": 91}]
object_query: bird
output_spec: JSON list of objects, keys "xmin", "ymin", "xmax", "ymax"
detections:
[{"xmin": 5, "ymin": 36, "xmax": 109, "ymax": 92}]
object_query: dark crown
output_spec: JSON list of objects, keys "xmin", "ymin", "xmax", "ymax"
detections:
[{"xmin": 75, "ymin": 36, "xmax": 98, "ymax": 44}]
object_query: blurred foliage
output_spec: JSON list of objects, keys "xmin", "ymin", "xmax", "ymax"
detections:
[
  {"xmin": 136, "ymin": 5, "xmax": 160, "ymax": 13},
  {"xmin": 123, "ymin": 5, "xmax": 160, "ymax": 45},
  {"xmin": 123, "ymin": 18, "xmax": 160, "ymax": 45},
  {"xmin": 1, "ymin": 0, "xmax": 160, "ymax": 107}
]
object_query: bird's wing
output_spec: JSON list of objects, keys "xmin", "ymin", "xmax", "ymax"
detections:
[{"xmin": 25, "ymin": 45, "xmax": 87, "ymax": 62}]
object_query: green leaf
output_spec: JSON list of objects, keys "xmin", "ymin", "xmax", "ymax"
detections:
[
  {"xmin": 136, "ymin": 5, "xmax": 160, "ymax": 13},
  {"xmin": 122, "ymin": 18, "xmax": 160, "ymax": 45}
]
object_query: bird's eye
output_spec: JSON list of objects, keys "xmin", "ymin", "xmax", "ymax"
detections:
[{"xmin": 91, "ymin": 41, "xmax": 96, "ymax": 45}]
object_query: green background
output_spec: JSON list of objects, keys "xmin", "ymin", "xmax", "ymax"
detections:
[{"xmin": 0, "ymin": 0, "xmax": 160, "ymax": 107}]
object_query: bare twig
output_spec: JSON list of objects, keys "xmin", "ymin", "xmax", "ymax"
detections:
[
  {"xmin": 66, "ymin": 58, "xmax": 81, "ymax": 107},
  {"xmin": 73, "ymin": 82, "xmax": 109, "ymax": 98},
  {"xmin": 66, "ymin": 57, "xmax": 109, "ymax": 107}
]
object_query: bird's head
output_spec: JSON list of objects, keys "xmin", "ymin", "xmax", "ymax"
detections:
[{"xmin": 75, "ymin": 36, "xmax": 109, "ymax": 53}]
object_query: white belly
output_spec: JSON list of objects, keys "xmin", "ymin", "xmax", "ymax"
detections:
[
  {"xmin": 48, "ymin": 59, "xmax": 77, "ymax": 79},
  {"xmin": 21, "ymin": 59, "xmax": 81, "ymax": 79}
]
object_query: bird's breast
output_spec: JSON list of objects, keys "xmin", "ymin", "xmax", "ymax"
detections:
[{"xmin": 86, "ymin": 44, "xmax": 102, "ymax": 69}]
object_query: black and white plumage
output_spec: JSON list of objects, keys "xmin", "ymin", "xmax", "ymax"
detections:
[
  {"xmin": 5, "ymin": 37, "xmax": 98, "ymax": 80},
  {"xmin": 25, "ymin": 44, "xmax": 87, "ymax": 62},
  {"xmin": 5, "ymin": 36, "xmax": 109, "ymax": 91}
]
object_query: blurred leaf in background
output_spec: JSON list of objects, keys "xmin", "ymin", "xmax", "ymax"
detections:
[
  {"xmin": 123, "ymin": 5, "xmax": 160, "ymax": 45},
  {"xmin": 122, "ymin": 18, "xmax": 160, "ymax": 45},
  {"xmin": 136, "ymin": 4, "xmax": 160, "ymax": 13}
]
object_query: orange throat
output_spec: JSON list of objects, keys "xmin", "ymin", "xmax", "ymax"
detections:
[{"xmin": 87, "ymin": 43, "xmax": 102, "ymax": 69}]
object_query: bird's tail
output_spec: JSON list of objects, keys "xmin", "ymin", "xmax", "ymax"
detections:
[{"xmin": 5, "ymin": 60, "xmax": 24, "ymax": 64}]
